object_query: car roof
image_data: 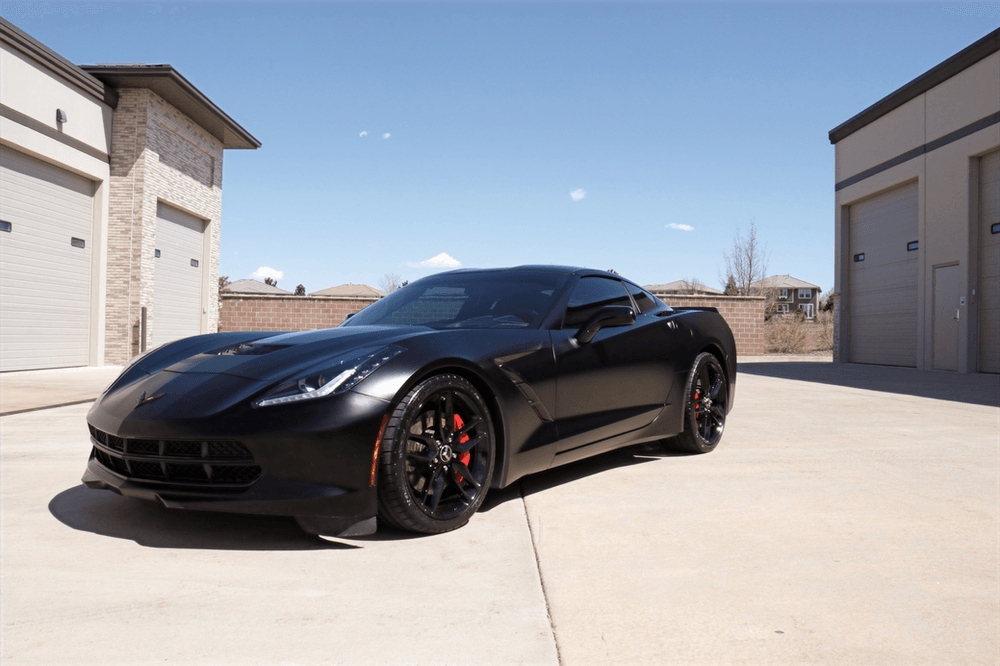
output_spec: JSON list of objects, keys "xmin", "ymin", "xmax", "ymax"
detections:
[{"xmin": 440, "ymin": 265, "xmax": 625, "ymax": 279}]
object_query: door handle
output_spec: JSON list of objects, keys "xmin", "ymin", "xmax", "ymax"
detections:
[{"xmin": 953, "ymin": 309, "xmax": 960, "ymax": 321}]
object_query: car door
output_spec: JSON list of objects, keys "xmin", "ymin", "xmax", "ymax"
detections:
[{"xmin": 551, "ymin": 277, "xmax": 674, "ymax": 453}]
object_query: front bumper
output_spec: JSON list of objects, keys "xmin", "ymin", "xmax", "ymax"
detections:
[{"xmin": 83, "ymin": 376, "xmax": 391, "ymax": 537}]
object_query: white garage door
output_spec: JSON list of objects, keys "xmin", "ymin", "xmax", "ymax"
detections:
[
  {"xmin": 848, "ymin": 181, "xmax": 919, "ymax": 367},
  {"xmin": 153, "ymin": 202, "xmax": 205, "ymax": 348},
  {"xmin": 0, "ymin": 146, "xmax": 94, "ymax": 371},
  {"xmin": 979, "ymin": 150, "xmax": 1000, "ymax": 374}
]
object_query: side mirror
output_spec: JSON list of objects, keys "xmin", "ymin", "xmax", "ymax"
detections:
[{"xmin": 574, "ymin": 305, "xmax": 636, "ymax": 344}]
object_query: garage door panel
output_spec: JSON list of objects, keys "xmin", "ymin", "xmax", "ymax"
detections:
[
  {"xmin": 0, "ymin": 146, "xmax": 94, "ymax": 371},
  {"xmin": 152, "ymin": 202, "xmax": 204, "ymax": 348},
  {"xmin": 849, "ymin": 181, "xmax": 919, "ymax": 367}
]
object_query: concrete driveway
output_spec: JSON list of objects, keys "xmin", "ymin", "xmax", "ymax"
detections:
[{"xmin": 1, "ymin": 362, "xmax": 997, "ymax": 665}]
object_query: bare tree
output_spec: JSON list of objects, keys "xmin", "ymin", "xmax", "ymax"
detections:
[
  {"xmin": 720, "ymin": 221, "xmax": 769, "ymax": 296},
  {"xmin": 379, "ymin": 272, "xmax": 404, "ymax": 294},
  {"xmin": 680, "ymin": 276, "xmax": 704, "ymax": 295}
]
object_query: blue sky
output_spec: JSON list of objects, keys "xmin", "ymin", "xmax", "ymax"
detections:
[{"xmin": 3, "ymin": 2, "xmax": 997, "ymax": 294}]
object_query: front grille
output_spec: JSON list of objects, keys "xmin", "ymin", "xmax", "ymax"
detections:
[{"xmin": 88, "ymin": 425, "xmax": 261, "ymax": 486}]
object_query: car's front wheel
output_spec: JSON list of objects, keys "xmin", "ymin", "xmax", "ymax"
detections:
[
  {"xmin": 668, "ymin": 352, "xmax": 728, "ymax": 454},
  {"xmin": 376, "ymin": 374, "xmax": 495, "ymax": 534}
]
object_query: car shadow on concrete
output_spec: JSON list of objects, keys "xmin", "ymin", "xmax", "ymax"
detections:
[
  {"xmin": 479, "ymin": 440, "xmax": 687, "ymax": 513},
  {"xmin": 738, "ymin": 361, "xmax": 1000, "ymax": 407},
  {"xmin": 49, "ymin": 485, "xmax": 358, "ymax": 550},
  {"xmin": 51, "ymin": 441, "xmax": 686, "ymax": 546}
]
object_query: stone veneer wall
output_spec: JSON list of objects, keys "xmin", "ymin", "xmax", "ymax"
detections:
[
  {"xmin": 105, "ymin": 88, "xmax": 224, "ymax": 365},
  {"xmin": 219, "ymin": 294, "xmax": 381, "ymax": 332},
  {"xmin": 220, "ymin": 293, "xmax": 765, "ymax": 356},
  {"xmin": 654, "ymin": 294, "xmax": 766, "ymax": 356}
]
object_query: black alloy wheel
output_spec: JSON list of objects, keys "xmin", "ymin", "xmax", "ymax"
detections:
[
  {"xmin": 669, "ymin": 352, "xmax": 728, "ymax": 454},
  {"xmin": 377, "ymin": 374, "xmax": 495, "ymax": 534}
]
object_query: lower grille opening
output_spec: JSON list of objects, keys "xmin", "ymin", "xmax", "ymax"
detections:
[{"xmin": 88, "ymin": 426, "xmax": 261, "ymax": 487}]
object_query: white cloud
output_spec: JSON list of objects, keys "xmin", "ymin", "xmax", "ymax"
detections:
[
  {"xmin": 251, "ymin": 266, "xmax": 284, "ymax": 281},
  {"xmin": 570, "ymin": 189, "xmax": 586, "ymax": 202},
  {"xmin": 407, "ymin": 252, "xmax": 461, "ymax": 269},
  {"xmin": 666, "ymin": 223, "xmax": 694, "ymax": 232},
  {"xmin": 359, "ymin": 130, "xmax": 368, "ymax": 137},
  {"xmin": 382, "ymin": 133, "xmax": 391, "ymax": 139}
]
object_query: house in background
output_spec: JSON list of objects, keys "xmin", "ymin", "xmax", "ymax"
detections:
[
  {"xmin": 645, "ymin": 280, "xmax": 723, "ymax": 296},
  {"xmin": 224, "ymin": 279, "xmax": 292, "ymax": 295},
  {"xmin": 310, "ymin": 283, "xmax": 385, "ymax": 298},
  {"xmin": 754, "ymin": 275, "xmax": 821, "ymax": 318}
]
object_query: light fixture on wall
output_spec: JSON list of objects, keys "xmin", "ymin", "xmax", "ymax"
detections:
[{"xmin": 56, "ymin": 109, "xmax": 67, "ymax": 124}]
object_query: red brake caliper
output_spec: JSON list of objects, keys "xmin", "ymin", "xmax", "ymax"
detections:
[
  {"xmin": 693, "ymin": 390, "xmax": 700, "ymax": 418},
  {"xmin": 453, "ymin": 414, "xmax": 471, "ymax": 482}
]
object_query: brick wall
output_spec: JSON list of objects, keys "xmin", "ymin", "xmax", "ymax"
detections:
[
  {"xmin": 219, "ymin": 294, "xmax": 381, "ymax": 332},
  {"xmin": 655, "ymin": 294, "xmax": 766, "ymax": 356},
  {"xmin": 221, "ymin": 293, "xmax": 765, "ymax": 356},
  {"xmin": 105, "ymin": 88, "xmax": 224, "ymax": 365}
]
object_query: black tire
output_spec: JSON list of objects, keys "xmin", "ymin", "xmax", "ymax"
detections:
[
  {"xmin": 377, "ymin": 374, "xmax": 495, "ymax": 534},
  {"xmin": 669, "ymin": 352, "xmax": 728, "ymax": 454}
]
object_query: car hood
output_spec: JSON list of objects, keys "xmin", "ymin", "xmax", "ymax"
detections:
[{"xmin": 154, "ymin": 326, "xmax": 431, "ymax": 382}]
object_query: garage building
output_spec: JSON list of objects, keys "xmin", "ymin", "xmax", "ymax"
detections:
[
  {"xmin": 0, "ymin": 18, "xmax": 259, "ymax": 370},
  {"xmin": 830, "ymin": 28, "xmax": 999, "ymax": 373}
]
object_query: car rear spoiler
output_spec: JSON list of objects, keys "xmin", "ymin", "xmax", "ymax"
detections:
[{"xmin": 668, "ymin": 306, "xmax": 720, "ymax": 313}]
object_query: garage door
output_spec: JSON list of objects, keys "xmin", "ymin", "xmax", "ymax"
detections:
[
  {"xmin": 848, "ymin": 181, "xmax": 919, "ymax": 367},
  {"xmin": 152, "ymin": 202, "xmax": 204, "ymax": 348},
  {"xmin": 979, "ymin": 150, "xmax": 1000, "ymax": 374},
  {"xmin": 0, "ymin": 146, "xmax": 94, "ymax": 371}
]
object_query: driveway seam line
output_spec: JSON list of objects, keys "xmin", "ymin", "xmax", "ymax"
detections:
[
  {"xmin": 1, "ymin": 398, "xmax": 97, "ymax": 417},
  {"xmin": 521, "ymin": 483, "xmax": 562, "ymax": 665}
]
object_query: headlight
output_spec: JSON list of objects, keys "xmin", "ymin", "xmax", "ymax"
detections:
[{"xmin": 253, "ymin": 346, "xmax": 404, "ymax": 408}]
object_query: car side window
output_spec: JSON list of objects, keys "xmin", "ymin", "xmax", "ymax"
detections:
[
  {"xmin": 625, "ymin": 283, "xmax": 660, "ymax": 314},
  {"xmin": 563, "ymin": 277, "xmax": 632, "ymax": 328}
]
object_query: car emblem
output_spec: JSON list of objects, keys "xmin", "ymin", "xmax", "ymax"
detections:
[{"xmin": 134, "ymin": 391, "xmax": 165, "ymax": 408}]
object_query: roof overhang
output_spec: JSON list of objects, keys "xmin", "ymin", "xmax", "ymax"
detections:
[
  {"xmin": 81, "ymin": 65, "xmax": 260, "ymax": 149},
  {"xmin": 829, "ymin": 27, "xmax": 1000, "ymax": 145}
]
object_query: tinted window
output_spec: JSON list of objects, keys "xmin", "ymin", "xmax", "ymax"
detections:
[
  {"xmin": 563, "ymin": 277, "xmax": 632, "ymax": 328},
  {"xmin": 625, "ymin": 283, "xmax": 661, "ymax": 315},
  {"xmin": 344, "ymin": 273, "xmax": 567, "ymax": 329}
]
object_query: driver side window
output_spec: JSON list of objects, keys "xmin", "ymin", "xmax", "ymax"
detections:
[{"xmin": 563, "ymin": 277, "xmax": 632, "ymax": 328}]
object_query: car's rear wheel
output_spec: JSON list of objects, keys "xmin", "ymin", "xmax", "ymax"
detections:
[
  {"xmin": 668, "ymin": 352, "xmax": 728, "ymax": 454},
  {"xmin": 377, "ymin": 374, "xmax": 495, "ymax": 534}
]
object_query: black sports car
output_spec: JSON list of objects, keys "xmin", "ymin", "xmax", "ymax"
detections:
[{"xmin": 84, "ymin": 266, "xmax": 736, "ymax": 536}]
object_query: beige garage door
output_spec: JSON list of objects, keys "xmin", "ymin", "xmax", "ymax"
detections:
[
  {"xmin": 979, "ymin": 150, "xmax": 1000, "ymax": 374},
  {"xmin": 152, "ymin": 202, "xmax": 204, "ymax": 348},
  {"xmin": 848, "ymin": 181, "xmax": 919, "ymax": 367},
  {"xmin": 0, "ymin": 146, "xmax": 94, "ymax": 371}
]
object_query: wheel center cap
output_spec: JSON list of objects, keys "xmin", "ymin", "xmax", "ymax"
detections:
[{"xmin": 439, "ymin": 444, "xmax": 453, "ymax": 463}]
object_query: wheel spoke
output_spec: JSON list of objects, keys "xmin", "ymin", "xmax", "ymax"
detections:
[
  {"xmin": 421, "ymin": 466, "xmax": 442, "ymax": 503},
  {"xmin": 428, "ymin": 474, "xmax": 445, "ymax": 513},
  {"xmin": 710, "ymin": 378, "xmax": 724, "ymax": 400},
  {"xmin": 408, "ymin": 433, "xmax": 437, "ymax": 448},
  {"xmin": 710, "ymin": 405, "xmax": 724, "ymax": 421},
  {"xmin": 698, "ymin": 365, "xmax": 711, "ymax": 396},
  {"xmin": 456, "ymin": 415, "xmax": 481, "ymax": 438},
  {"xmin": 406, "ymin": 448, "xmax": 435, "ymax": 463},
  {"xmin": 443, "ymin": 391, "xmax": 455, "ymax": 437},
  {"xmin": 454, "ymin": 433, "xmax": 482, "ymax": 454},
  {"xmin": 451, "ymin": 460, "xmax": 480, "ymax": 489},
  {"xmin": 451, "ymin": 471, "xmax": 474, "ymax": 501}
]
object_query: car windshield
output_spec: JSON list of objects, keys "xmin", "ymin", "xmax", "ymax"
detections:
[{"xmin": 343, "ymin": 272, "xmax": 568, "ymax": 329}]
